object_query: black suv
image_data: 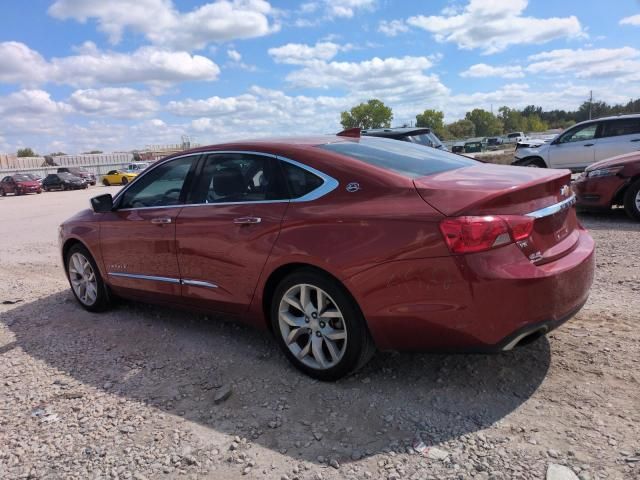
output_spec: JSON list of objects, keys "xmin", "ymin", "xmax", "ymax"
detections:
[
  {"xmin": 57, "ymin": 167, "xmax": 97, "ymax": 186},
  {"xmin": 361, "ymin": 127, "xmax": 446, "ymax": 150}
]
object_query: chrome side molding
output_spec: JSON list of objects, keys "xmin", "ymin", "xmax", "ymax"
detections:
[{"xmin": 108, "ymin": 272, "xmax": 218, "ymax": 289}]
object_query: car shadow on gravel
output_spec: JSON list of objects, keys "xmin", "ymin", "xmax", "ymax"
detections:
[{"xmin": 1, "ymin": 290, "xmax": 551, "ymax": 464}]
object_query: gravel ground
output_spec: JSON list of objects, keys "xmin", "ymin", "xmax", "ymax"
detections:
[{"xmin": 0, "ymin": 187, "xmax": 639, "ymax": 480}]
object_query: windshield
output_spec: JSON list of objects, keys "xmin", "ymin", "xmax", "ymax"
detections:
[
  {"xmin": 59, "ymin": 172, "xmax": 77, "ymax": 179},
  {"xmin": 13, "ymin": 174, "xmax": 31, "ymax": 181},
  {"xmin": 320, "ymin": 137, "xmax": 477, "ymax": 178}
]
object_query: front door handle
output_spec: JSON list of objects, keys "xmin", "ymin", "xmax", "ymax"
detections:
[
  {"xmin": 233, "ymin": 217, "xmax": 262, "ymax": 225},
  {"xmin": 631, "ymin": 138, "xmax": 640, "ymax": 143},
  {"xmin": 583, "ymin": 143, "xmax": 594, "ymax": 147},
  {"xmin": 151, "ymin": 217, "xmax": 172, "ymax": 225}
]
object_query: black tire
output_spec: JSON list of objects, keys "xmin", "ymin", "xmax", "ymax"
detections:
[
  {"xmin": 270, "ymin": 269, "xmax": 376, "ymax": 381},
  {"xmin": 0, "ymin": 188, "xmax": 5, "ymax": 196},
  {"xmin": 521, "ymin": 157, "xmax": 546, "ymax": 168},
  {"xmin": 65, "ymin": 243, "xmax": 112, "ymax": 312},
  {"xmin": 121, "ymin": 177, "xmax": 128, "ymax": 185},
  {"xmin": 623, "ymin": 178, "xmax": 640, "ymax": 221},
  {"xmin": 103, "ymin": 178, "xmax": 110, "ymax": 186}
]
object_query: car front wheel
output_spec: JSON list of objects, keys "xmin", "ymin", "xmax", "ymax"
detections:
[
  {"xmin": 623, "ymin": 178, "xmax": 640, "ymax": 221},
  {"xmin": 66, "ymin": 244, "xmax": 111, "ymax": 312},
  {"xmin": 270, "ymin": 269, "xmax": 375, "ymax": 381},
  {"xmin": 121, "ymin": 177, "xmax": 128, "ymax": 185}
]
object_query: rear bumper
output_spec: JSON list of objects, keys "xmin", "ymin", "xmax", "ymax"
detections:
[
  {"xmin": 347, "ymin": 229, "xmax": 595, "ymax": 352},
  {"xmin": 572, "ymin": 175, "xmax": 627, "ymax": 208}
]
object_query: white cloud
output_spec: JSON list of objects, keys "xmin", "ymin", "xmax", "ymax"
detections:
[
  {"xmin": 620, "ymin": 14, "xmax": 640, "ymax": 26},
  {"xmin": 0, "ymin": 90, "xmax": 72, "ymax": 138},
  {"xmin": 525, "ymin": 47, "xmax": 640, "ymax": 82},
  {"xmin": 378, "ymin": 19, "xmax": 409, "ymax": 37},
  {"xmin": 68, "ymin": 88, "xmax": 159, "ymax": 118},
  {"xmin": 325, "ymin": 0, "xmax": 375, "ymax": 19},
  {"xmin": 407, "ymin": 0, "xmax": 584, "ymax": 54},
  {"xmin": 268, "ymin": 41, "xmax": 344, "ymax": 65},
  {"xmin": 460, "ymin": 63, "xmax": 524, "ymax": 79},
  {"xmin": 227, "ymin": 48, "xmax": 242, "ymax": 62},
  {"xmin": 0, "ymin": 42, "xmax": 220, "ymax": 88},
  {"xmin": 48, "ymin": 0, "xmax": 277, "ymax": 50}
]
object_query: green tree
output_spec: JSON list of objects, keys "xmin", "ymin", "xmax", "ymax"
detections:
[
  {"xmin": 498, "ymin": 106, "xmax": 527, "ymax": 133},
  {"xmin": 83, "ymin": 150, "xmax": 103, "ymax": 154},
  {"xmin": 340, "ymin": 99, "xmax": 393, "ymax": 129},
  {"xmin": 446, "ymin": 119, "xmax": 475, "ymax": 139},
  {"xmin": 525, "ymin": 114, "xmax": 548, "ymax": 132},
  {"xmin": 465, "ymin": 109, "xmax": 504, "ymax": 137},
  {"xmin": 49, "ymin": 151, "xmax": 67, "ymax": 156},
  {"xmin": 17, "ymin": 147, "xmax": 36, "ymax": 157},
  {"xmin": 415, "ymin": 109, "xmax": 449, "ymax": 139}
]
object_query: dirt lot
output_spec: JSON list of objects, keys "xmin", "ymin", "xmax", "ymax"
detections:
[{"xmin": 0, "ymin": 187, "xmax": 638, "ymax": 480}]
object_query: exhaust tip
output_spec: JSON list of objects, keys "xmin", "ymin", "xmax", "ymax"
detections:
[{"xmin": 502, "ymin": 327, "xmax": 548, "ymax": 351}]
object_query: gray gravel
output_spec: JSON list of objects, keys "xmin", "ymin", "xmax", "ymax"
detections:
[{"xmin": 1, "ymin": 187, "xmax": 639, "ymax": 479}]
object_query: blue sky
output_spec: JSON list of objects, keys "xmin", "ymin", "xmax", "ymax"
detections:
[{"xmin": 1, "ymin": 0, "xmax": 639, "ymax": 154}]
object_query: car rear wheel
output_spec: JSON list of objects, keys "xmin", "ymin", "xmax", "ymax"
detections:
[
  {"xmin": 522, "ymin": 157, "xmax": 546, "ymax": 168},
  {"xmin": 270, "ymin": 269, "xmax": 375, "ymax": 380},
  {"xmin": 121, "ymin": 177, "xmax": 128, "ymax": 185},
  {"xmin": 66, "ymin": 244, "xmax": 111, "ymax": 312},
  {"xmin": 103, "ymin": 178, "xmax": 110, "ymax": 186},
  {"xmin": 623, "ymin": 178, "xmax": 640, "ymax": 221}
]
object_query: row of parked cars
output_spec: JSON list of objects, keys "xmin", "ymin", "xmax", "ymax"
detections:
[{"xmin": 0, "ymin": 163, "xmax": 151, "ymax": 196}]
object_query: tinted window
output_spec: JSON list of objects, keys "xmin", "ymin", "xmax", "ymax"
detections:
[
  {"xmin": 280, "ymin": 162, "xmax": 324, "ymax": 198},
  {"xmin": 558, "ymin": 123, "xmax": 598, "ymax": 143},
  {"xmin": 601, "ymin": 118, "xmax": 640, "ymax": 138},
  {"xmin": 118, "ymin": 156, "xmax": 195, "ymax": 209},
  {"xmin": 191, "ymin": 153, "xmax": 288, "ymax": 204},
  {"xmin": 320, "ymin": 137, "xmax": 477, "ymax": 178}
]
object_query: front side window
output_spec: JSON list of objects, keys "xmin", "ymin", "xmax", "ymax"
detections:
[
  {"xmin": 190, "ymin": 153, "xmax": 289, "ymax": 204},
  {"xmin": 118, "ymin": 156, "xmax": 196, "ymax": 209},
  {"xmin": 558, "ymin": 123, "xmax": 598, "ymax": 143},
  {"xmin": 601, "ymin": 118, "xmax": 640, "ymax": 138}
]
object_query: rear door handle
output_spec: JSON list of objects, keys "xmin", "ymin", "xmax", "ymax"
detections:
[
  {"xmin": 233, "ymin": 217, "xmax": 262, "ymax": 225},
  {"xmin": 151, "ymin": 217, "xmax": 172, "ymax": 225},
  {"xmin": 583, "ymin": 143, "xmax": 594, "ymax": 147},
  {"xmin": 631, "ymin": 138, "xmax": 640, "ymax": 142}
]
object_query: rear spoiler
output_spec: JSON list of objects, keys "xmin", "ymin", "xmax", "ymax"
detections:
[{"xmin": 336, "ymin": 128, "xmax": 361, "ymax": 138}]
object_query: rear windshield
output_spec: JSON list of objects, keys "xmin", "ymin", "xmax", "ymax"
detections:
[{"xmin": 319, "ymin": 137, "xmax": 476, "ymax": 178}]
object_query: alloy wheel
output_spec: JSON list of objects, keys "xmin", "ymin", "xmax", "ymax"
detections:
[
  {"xmin": 636, "ymin": 190, "xmax": 640, "ymax": 211},
  {"xmin": 278, "ymin": 283, "xmax": 348, "ymax": 370},
  {"xmin": 68, "ymin": 252, "xmax": 98, "ymax": 306}
]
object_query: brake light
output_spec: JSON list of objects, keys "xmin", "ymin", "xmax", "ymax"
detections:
[{"xmin": 439, "ymin": 215, "xmax": 534, "ymax": 254}]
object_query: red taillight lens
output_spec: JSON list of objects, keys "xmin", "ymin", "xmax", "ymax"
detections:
[{"xmin": 439, "ymin": 215, "xmax": 534, "ymax": 254}]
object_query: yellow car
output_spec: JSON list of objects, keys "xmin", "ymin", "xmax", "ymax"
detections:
[{"xmin": 102, "ymin": 170, "xmax": 138, "ymax": 186}]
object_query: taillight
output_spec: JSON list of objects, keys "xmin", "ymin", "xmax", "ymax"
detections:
[{"xmin": 439, "ymin": 215, "xmax": 534, "ymax": 254}]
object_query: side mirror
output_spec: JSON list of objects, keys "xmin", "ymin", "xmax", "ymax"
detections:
[{"xmin": 91, "ymin": 194, "xmax": 113, "ymax": 213}]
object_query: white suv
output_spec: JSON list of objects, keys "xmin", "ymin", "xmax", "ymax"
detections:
[{"xmin": 512, "ymin": 114, "xmax": 640, "ymax": 170}]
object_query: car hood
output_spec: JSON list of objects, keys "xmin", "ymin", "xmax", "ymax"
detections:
[
  {"xmin": 585, "ymin": 151, "xmax": 640, "ymax": 171},
  {"xmin": 17, "ymin": 181, "xmax": 40, "ymax": 187},
  {"xmin": 515, "ymin": 143, "xmax": 550, "ymax": 157}
]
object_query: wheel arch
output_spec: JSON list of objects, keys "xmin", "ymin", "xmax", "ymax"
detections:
[
  {"xmin": 612, "ymin": 174, "xmax": 640, "ymax": 206},
  {"xmin": 514, "ymin": 155, "xmax": 548, "ymax": 167},
  {"xmin": 260, "ymin": 262, "xmax": 365, "ymax": 333},
  {"xmin": 61, "ymin": 237, "xmax": 103, "ymax": 278}
]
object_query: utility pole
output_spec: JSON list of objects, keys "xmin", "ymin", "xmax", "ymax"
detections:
[{"xmin": 589, "ymin": 90, "xmax": 593, "ymax": 120}]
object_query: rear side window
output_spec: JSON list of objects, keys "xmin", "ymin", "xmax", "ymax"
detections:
[
  {"xmin": 320, "ymin": 137, "xmax": 477, "ymax": 178},
  {"xmin": 280, "ymin": 161, "xmax": 324, "ymax": 198},
  {"xmin": 601, "ymin": 118, "xmax": 640, "ymax": 138}
]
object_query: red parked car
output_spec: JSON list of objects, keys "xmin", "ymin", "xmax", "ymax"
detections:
[
  {"xmin": 59, "ymin": 134, "xmax": 595, "ymax": 379},
  {"xmin": 573, "ymin": 151, "xmax": 640, "ymax": 221},
  {"xmin": 0, "ymin": 174, "xmax": 43, "ymax": 196}
]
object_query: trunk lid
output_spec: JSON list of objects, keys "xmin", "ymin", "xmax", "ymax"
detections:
[{"xmin": 414, "ymin": 164, "xmax": 578, "ymax": 263}]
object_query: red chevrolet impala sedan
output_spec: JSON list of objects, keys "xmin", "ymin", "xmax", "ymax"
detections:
[{"xmin": 59, "ymin": 134, "xmax": 595, "ymax": 380}]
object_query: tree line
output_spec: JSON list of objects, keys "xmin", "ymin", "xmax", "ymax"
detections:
[{"xmin": 341, "ymin": 98, "xmax": 640, "ymax": 140}]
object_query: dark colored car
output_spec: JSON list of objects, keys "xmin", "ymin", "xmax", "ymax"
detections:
[
  {"xmin": 361, "ymin": 127, "xmax": 446, "ymax": 150},
  {"xmin": 43, "ymin": 173, "xmax": 87, "ymax": 191},
  {"xmin": 59, "ymin": 134, "xmax": 594, "ymax": 380},
  {"xmin": 57, "ymin": 167, "xmax": 97, "ymax": 185},
  {"xmin": 573, "ymin": 151, "xmax": 640, "ymax": 220},
  {"xmin": 0, "ymin": 174, "xmax": 43, "ymax": 195}
]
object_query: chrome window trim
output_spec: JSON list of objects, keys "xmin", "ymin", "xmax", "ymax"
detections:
[
  {"xmin": 108, "ymin": 272, "xmax": 181, "ymax": 284},
  {"xmin": 526, "ymin": 195, "xmax": 576, "ymax": 219},
  {"xmin": 182, "ymin": 279, "xmax": 218, "ymax": 289},
  {"xmin": 111, "ymin": 150, "xmax": 338, "ymax": 211}
]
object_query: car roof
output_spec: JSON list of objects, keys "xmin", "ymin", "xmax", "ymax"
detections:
[{"xmin": 576, "ymin": 113, "xmax": 640, "ymax": 126}]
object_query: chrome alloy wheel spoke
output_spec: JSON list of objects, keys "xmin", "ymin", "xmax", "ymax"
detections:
[
  {"xmin": 278, "ymin": 283, "xmax": 348, "ymax": 370},
  {"xmin": 69, "ymin": 252, "xmax": 98, "ymax": 306}
]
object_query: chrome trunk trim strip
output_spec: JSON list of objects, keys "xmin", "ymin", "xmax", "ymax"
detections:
[{"xmin": 526, "ymin": 195, "xmax": 576, "ymax": 219}]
